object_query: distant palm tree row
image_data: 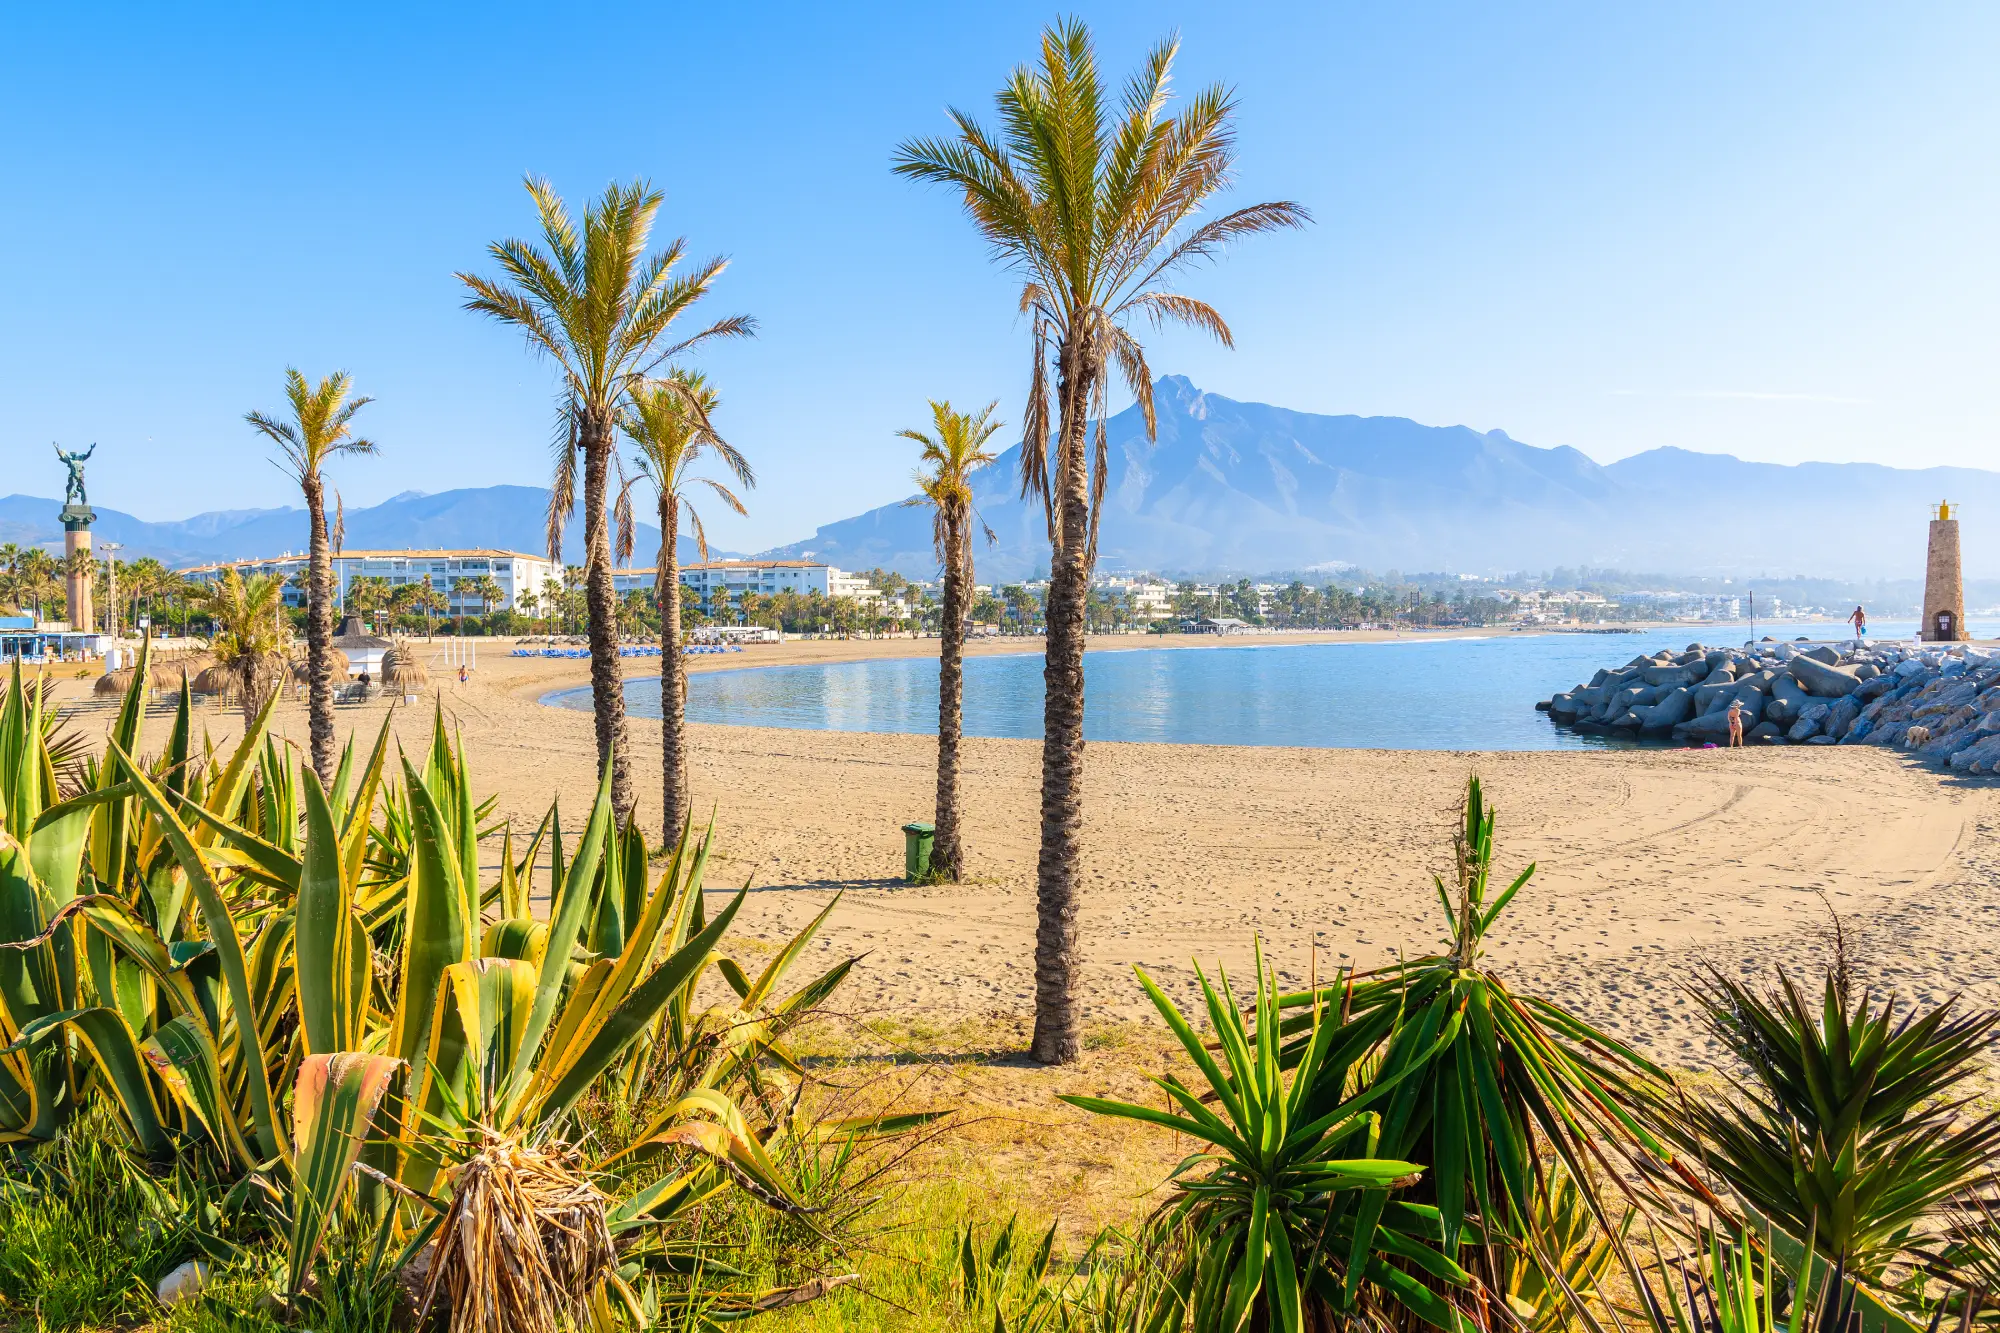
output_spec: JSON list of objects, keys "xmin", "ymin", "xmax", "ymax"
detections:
[{"xmin": 100, "ymin": 18, "xmax": 1297, "ymax": 1068}]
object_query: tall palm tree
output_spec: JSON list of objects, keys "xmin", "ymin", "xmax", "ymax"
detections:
[
  {"xmin": 900, "ymin": 400, "xmax": 1001, "ymax": 883},
  {"xmin": 895, "ymin": 20, "xmax": 1307, "ymax": 1062},
  {"xmin": 246, "ymin": 369, "xmax": 377, "ymax": 784},
  {"xmin": 460, "ymin": 176, "xmax": 754, "ymax": 822},
  {"xmin": 618, "ymin": 371, "xmax": 753, "ymax": 838},
  {"xmin": 195, "ymin": 569, "xmax": 289, "ymax": 726}
]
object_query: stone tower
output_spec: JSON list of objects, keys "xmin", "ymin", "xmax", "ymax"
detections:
[{"xmin": 1922, "ymin": 502, "xmax": 1966, "ymax": 642}]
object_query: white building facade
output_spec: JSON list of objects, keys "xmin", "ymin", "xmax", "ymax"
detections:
[
  {"xmin": 609, "ymin": 560, "xmax": 878, "ymax": 614},
  {"xmin": 182, "ymin": 549, "xmax": 560, "ymax": 615}
]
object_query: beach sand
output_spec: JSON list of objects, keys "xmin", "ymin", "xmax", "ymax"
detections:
[{"xmin": 61, "ymin": 631, "xmax": 2000, "ymax": 1232}]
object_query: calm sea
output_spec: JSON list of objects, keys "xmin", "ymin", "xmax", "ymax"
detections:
[{"xmin": 543, "ymin": 621, "xmax": 1940, "ymax": 751}]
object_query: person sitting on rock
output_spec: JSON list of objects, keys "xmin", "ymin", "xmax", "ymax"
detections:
[{"xmin": 1727, "ymin": 697, "xmax": 1745, "ymax": 747}]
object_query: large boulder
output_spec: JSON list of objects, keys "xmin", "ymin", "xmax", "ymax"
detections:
[
  {"xmin": 1791, "ymin": 655, "xmax": 1864, "ymax": 698},
  {"xmin": 1643, "ymin": 664, "xmax": 1696, "ymax": 687},
  {"xmin": 1798, "ymin": 644, "xmax": 1841, "ymax": 665},
  {"xmin": 1693, "ymin": 679, "xmax": 1737, "ymax": 715},
  {"xmin": 1786, "ymin": 701, "xmax": 1832, "ymax": 741},
  {"xmin": 1747, "ymin": 721, "xmax": 1787, "ymax": 743},
  {"xmin": 1766, "ymin": 674, "xmax": 1808, "ymax": 724},
  {"xmin": 1825, "ymin": 694, "xmax": 1864, "ymax": 740},
  {"xmin": 1856, "ymin": 676, "xmax": 1897, "ymax": 704},
  {"xmin": 1639, "ymin": 687, "xmax": 1694, "ymax": 730},
  {"xmin": 1950, "ymin": 732, "xmax": 2000, "ymax": 772}
]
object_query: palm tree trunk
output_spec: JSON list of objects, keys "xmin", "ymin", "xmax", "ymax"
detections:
[
  {"xmin": 658, "ymin": 496, "xmax": 689, "ymax": 838},
  {"xmin": 1030, "ymin": 349, "xmax": 1094, "ymax": 1066},
  {"xmin": 303, "ymin": 477, "xmax": 335, "ymax": 785},
  {"xmin": 239, "ymin": 659, "xmax": 259, "ymax": 729},
  {"xmin": 931, "ymin": 516, "xmax": 969, "ymax": 882},
  {"xmin": 580, "ymin": 411, "xmax": 634, "ymax": 822}
]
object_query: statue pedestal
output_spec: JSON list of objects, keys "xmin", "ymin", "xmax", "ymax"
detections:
[{"xmin": 61, "ymin": 506, "xmax": 94, "ymax": 633}]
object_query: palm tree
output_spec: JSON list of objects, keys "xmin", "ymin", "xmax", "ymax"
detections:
[
  {"xmin": 415, "ymin": 581, "xmax": 446, "ymax": 637},
  {"xmin": 619, "ymin": 371, "xmax": 753, "ymax": 838},
  {"xmin": 194, "ymin": 569, "xmax": 289, "ymax": 726},
  {"xmin": 900, "ymin": 400, "xmax": 1001, "ymax": 883},
  {"xmin": 346, "ymin": 575, "xmax": 391, "ymax": 627},
  {"xmin": 246, "ymin": 369, "xmax": 377, "ymax": 784},
  {"xmin": 459, "ymin": 574, "xmax": 504, "ymax": 630},
  {"xmin": 895, "ymin": 20, "xmax": 1307, "ymax": 1062},
  {"xmin": 125, "ymin": 556, "xmax": 169, "ymax": 635},
  {"xmin": 0, "ymin": 544, "xmax": 22, "ymax": 614},
  {"xmin": 460, "ymin": 175, "xmax": 754, "ymax": 823}
]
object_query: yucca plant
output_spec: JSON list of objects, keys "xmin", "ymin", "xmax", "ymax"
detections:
[
  {"xmin": 1657, "ymin": 966, "xmax": 2000, "ymax": 1282},
  {"xmin": 1063, "ymin": 945, "xmax": 1469, "ymax": 1332},
  {"xmin": 1270, "ymin": 776, "xmax": 1675, "ymax": 1322}
]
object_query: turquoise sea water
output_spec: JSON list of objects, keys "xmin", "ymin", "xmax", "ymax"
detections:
[{"xmin": 542, "ymin": 620, "xmax": 1944, "ymax": 751}]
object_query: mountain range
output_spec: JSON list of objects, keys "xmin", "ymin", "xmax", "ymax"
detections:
[
  {"xmin": 767, "ymin": 376, "xmax": 2000, "ymax": 582},
  {"xmin": 6, "ymin": 376, "xmax": 1996, "ymax": 581}
]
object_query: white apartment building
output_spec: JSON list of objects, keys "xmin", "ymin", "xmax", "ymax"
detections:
[
  {"xmin": 1092, "ymin": 573, "xmax": 1176, "ymax": 618},
  {"xmin": 608, "ymin": 560, "xmax": 879, "ymax": 614},
  {"xmin": 181, "ymin": 549, "xmax": 559, "ymax": 615}
]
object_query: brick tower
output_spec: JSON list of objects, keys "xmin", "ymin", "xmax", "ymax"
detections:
[{"xmin": 1922, "ymin": 502, "xmax": 1966, "ymax": 642}]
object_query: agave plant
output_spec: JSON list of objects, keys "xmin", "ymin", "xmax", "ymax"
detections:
[
  {"xmin": 1062, "ymin": 945, "xmax": 1469, "ymax": 1332},
  {"xmin": 1658, "ymin": 966, "xmax": 2000, "ymax": 1282},
  {"xmin": 0, "ymin": 645, "xmax": 885, "ymax": 1314}
]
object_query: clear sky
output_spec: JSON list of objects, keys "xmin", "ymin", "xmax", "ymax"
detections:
[{"xmin": 2, "ymin": 3, "xmax": 1995, "ymax": 551}]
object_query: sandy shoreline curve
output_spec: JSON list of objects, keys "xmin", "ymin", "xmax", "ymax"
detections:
[{"xmin": 49, "ymin": 628, "xmax": 1988, "ymax": 1070}]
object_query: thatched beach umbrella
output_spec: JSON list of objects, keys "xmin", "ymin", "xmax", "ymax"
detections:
[
  {"xmin": 382, "ymin": 643, "xmax": 430, "ymax": 695},
  {"xmin": 190, "ymin": 664, "xmax": 235, "ymax": 695},
  {"xmin": 94, "ymin": 668, "xmax": 135, "ymax": 696},
  {"xmin": 292, "ymin": 647, "xmax": 350, "ymax": 683}
]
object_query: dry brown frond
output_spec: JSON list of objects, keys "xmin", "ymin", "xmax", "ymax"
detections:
[{"xmin": 420, "ymin": 1128, "xmax": 617, "ymax": 1333}]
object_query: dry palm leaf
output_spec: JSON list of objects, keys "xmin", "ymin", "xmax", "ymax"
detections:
[{"xmin": 419, "ymin": 1128, "xmax": 616, "ymax": 1333}]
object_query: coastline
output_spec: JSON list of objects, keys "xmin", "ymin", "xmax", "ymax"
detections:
[
  {"xmin": 108, "ymin": 638, "xmax": 1995, "ymax": 1063},
  {"xmin": 45, "ymin": 628, "xmax": 2000, "ymax": 1225}
]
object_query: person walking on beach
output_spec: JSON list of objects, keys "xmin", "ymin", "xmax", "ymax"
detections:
[
  {"xmin": 1848, "ymin": 604, "xmax": 1867, "ymax": 648},
  {"xmin": 1727, "ymin": 697, "xmax": 1745, "ymax": 747},
  {"xmin": 457, "ymin": 662, "xmax": 468, "ymax": 686}
]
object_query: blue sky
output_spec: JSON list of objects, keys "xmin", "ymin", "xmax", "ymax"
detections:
[{"xmin": 2, "ymin": 3, "xmax": 1995, "ymax": 551}]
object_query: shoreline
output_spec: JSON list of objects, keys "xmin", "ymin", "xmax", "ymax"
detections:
[{"xmin": 45, "ymin": 629, "xmax": 2000, "ymax": 1222}]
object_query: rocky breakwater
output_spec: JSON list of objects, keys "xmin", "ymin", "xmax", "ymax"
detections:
[{"xmin": 1539, "ymin": 639, "xmax": 2000, "ymax": 770}]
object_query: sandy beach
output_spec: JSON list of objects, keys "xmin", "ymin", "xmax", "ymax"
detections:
[
  {"xmin": 70, "ymin": 630, "xmax": 1993, "ymax": 1056},
  {"xmin": 56, "ymin": 631, "xmax": 2000, "ymax": 1227}
]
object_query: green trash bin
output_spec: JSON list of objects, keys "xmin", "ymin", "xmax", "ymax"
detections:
[{"xmin": 902, "ymin": 821, "xmax": 935, "ymax": 882}]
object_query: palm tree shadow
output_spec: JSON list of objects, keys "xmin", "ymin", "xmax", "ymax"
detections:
[{"xmin": 730, "ymin": 876, "xmax": 909, "ymax": 894}]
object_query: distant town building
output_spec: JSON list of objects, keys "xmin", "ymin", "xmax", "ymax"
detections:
[
  {"xmin": 608, "ymin": 560, "xmax": 879, "ymax": 615},
  {"xmin": 1092, "ymin": 573, "xmax": 1176, "ymax": 618},
  {"xmin": 181, "ymin": 549, "xmax": 559, "ymax": 615}
]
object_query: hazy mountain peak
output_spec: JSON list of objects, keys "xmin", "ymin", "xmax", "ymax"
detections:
[{"xmin": 754, "ymin": 376, "xmax": 2000, "ymax": 580}]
